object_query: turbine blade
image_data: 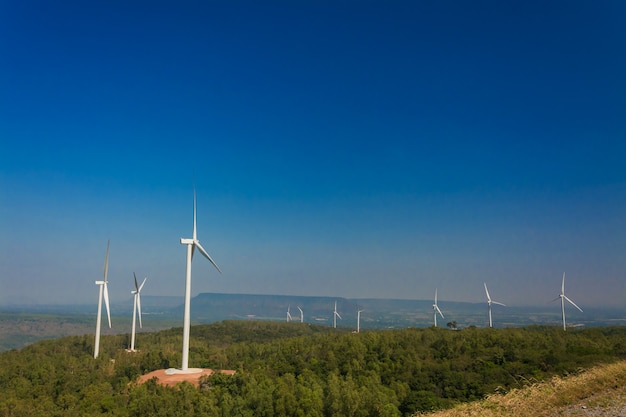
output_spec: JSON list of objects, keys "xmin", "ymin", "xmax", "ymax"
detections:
[
  {"xmin": 133, "ymin": 272, "xmax": 139, "ymax": 291},
  {"xmin": 434, "ymin": 288, "xmax": 438, "ymax": 304},
  {"xmin": 194, "ymin": 241, "xmax": 222, "ymax": 273},
  {"xmin": 484, "ymin": 282, "xmax": 491, "ymax": 301},
  {"xmin": 551, "ymin": 296, "xmax": 561, "ymax": 303},
  {"xmin": 564, "ymin": 295, "xmax": 583, "ymax": 312},
  {"xmin": 562, "ymin": 272, "xmax": 566, "ymax": 294},
  {"xmin": 103, "ymin": 283, "xmax": 111, "ymax": 328},
  {"xmin": 104, "ymin": 240, "xmax": 110, "ymax": 282},
  {"xmin": 137, "ymin": 294, "xmax": 142, "ymax": 328},
  {"xmin": 193, "ymin": 187, "xmax": 197, "ymax": 241},
  {"xmin": 138, "ymin": 277, "xmax": 147, "ymax": 292},
  {"xmin": 492, "ymin": 301, "xmax": 506, "ymax": 307},
  {"xmin": 435, "ymin": 305, "xmax": 444, "ymax": 318},
  {"xmin": 336, "ymin": 312, "xmax": 342, "ymax": 320}
]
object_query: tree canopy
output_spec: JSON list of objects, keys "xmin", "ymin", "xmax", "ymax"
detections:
[{"xmin": 1, "ymin": 321, "xmax": 626, "ymax": 416}]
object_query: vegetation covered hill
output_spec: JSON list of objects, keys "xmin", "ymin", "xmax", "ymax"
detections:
[
  {"xmin": 420, "ymin": 359, "xmax": 626, "ymax": 417},
  {"xmin": 1, "ymin": 321, "xmax": 626, "ymax": 416}
]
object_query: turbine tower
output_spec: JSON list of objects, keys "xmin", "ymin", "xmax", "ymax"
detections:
[
  {"xmin": 94, "ymin": 240, "xmax": 112, "ymax": 359},
  {"xmin": 333, "ymin": 301, "xmax": 342, "ymax": 328},
  {"xmin": 129, "ymin": 272, "xmax": 147, "ymax": 352},
  {"xmin": 286, "ymin": 305, "xmax": 293, "ymax": 322},
  {"xmin": 553, "ymin": 272, "xmax": 583, "ymax": 331},
  {"xmin": 484, "ymin": 282, "xmax": 506, "ymax": 328},
  {"xmin": 432, "ymin": 288, "xmax": 444, "ymax": 327},
  {"xmin": 297, "ymin": 306, "xmax": 303, "ymax": 323},
  {"xmin": 179, "ymin": 187, "xmax": 221, "ymax": 371},
  {"xmin": 357, "ymin": 307, "xmax": 364, "ymax": 333}
]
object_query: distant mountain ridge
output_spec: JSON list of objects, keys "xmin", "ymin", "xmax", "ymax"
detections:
[
  {"xmin": 183, "ymin": 293, "xmax": 626, "ymax": 330},
  {"xmin": 3, "ymin": 292, "xmax": 625, "ymax": 331}
]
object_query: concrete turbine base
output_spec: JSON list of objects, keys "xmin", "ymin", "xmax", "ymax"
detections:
[{"xmin": 165, "ymin": 368, "xmax": 203, "ymax": 375}]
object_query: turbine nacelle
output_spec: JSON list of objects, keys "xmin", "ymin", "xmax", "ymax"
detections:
[
  {"xmin": 334, "ymin": 301, "xmax": 342, "ymax": 319},
  {"xmin": 332, "ymin": 301, "xmax": 342, "ymax": 328},
  {"xmin": 433, "ymin": 304, "xmax": 444, "ymax": 318},
  {"xmin": 563, "ymin": 295, "xmax": 583, "ymax": 312},
  {"xmin": 95, "ymin": 281, "xmax": 111, "ymax": 329},
  {"xmin": 180, "ymin": 238, "xmax": 222, "ymax": 273}
]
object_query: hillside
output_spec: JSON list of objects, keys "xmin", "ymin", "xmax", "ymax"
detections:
[
  {"xmin": 1, "ymin": 321, "xmax": 626, "ymax": 416},
  {"xmin": 419, "ymin": 359, "xmax": 626, "ymax": 417}
]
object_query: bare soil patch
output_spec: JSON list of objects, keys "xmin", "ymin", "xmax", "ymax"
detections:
[{"xmin": 137, "ymin": 368, "xmax": 236, "ymax": 387}]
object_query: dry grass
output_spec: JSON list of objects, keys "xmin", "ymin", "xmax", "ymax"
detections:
[{"xmin": 416, "ymin": 360, "xmax": 626, "ymax": 417}]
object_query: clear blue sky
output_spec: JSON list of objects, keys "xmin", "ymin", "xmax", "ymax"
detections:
[{"xmin": 1, "ymin": 1, "xmax": 625, "ymax": 308}]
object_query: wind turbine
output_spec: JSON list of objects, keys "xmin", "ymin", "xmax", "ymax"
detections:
[
  {"xmin": 433, "ymin": 288, "xmax": 444, "ymax": 327},
  {"xmin": 484, "ymin": 282, "xmax": 506, "ymax": 328},
  {"xmin": 357, "ymin": 307, "xmax": 364, "ymax": 333},
  {"xmin": 178, "ymin": 187, "xmax": 221, "ymax": 371},
  {"xmin": 333, "ymin": 301, "xmax": 342, "ymax": 328},
  {"xmin": 128, "ymin": 273, "xmax": 147, "ymax": 352},
  {"xmin": 553, "ymin": 272, "xmax": 583, "ymax": 331},
  {"xmin": 286, "ymin": 305, "xmax": 293, "ymax": 322},
  {"xmin": 94, "ymin": 240, "xmax": 111, "ymax": 359},
  {"xmin": 297, "ymin": 306, "xmax": 303, "ymax": 323}
]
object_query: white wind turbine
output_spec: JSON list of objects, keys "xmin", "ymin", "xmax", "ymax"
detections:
[
  {"xmin": 433, "ymin": 288, "xmax": 444, "ymax": 327},
  {"xmin": 297, "ymin": 306, "xmax": 303, "ymax": 323},
  {"xmin": 553, "ymin": 272, "xmax": 583, "ymax": 331},
  {"xmin": 94, "ymin": 240, "xmax": 112, "ymax": 359},
  {"xmin": 333, "ymin": 301, "xmax": 342, "ymax": 328},
  {"xmin": 178, "ymin": 187, "xmax": 221, "ymax": 371},
  {"xmin": 286, "ymin": 305, "xmax": 293, "ymax": 322},
  {"xmin": 128, "ymin": 272, "xmax": 147, "ymax": 352},
  {"xmin": 357, "ymin": 307, "xmax": 364, "ymax": 333},
  {"xmin": 484, "ymin": 282, "xmax": 506, "ymax": 328}
]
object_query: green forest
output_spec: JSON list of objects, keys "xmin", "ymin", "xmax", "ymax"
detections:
[{"xmin": 1, "ymin": 321, "xmax": 626, "ymax": 416}]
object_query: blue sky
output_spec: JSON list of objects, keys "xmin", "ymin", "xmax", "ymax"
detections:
[{"xmin": 1, "ymin": 1, "xmax": 625, "ymax": 308}]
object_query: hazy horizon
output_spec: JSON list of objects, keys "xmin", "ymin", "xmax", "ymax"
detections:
[
  {"xmin": 2, "ymin": 290, "xmax": 623, "ymax": 311},
  {"xmin": 1, "ymin": 2, "xmax": 624, "ymax": 308}
]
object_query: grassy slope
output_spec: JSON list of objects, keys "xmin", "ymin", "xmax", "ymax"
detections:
[{"xmin": 418, "ymin": 359, "xmax": 626, "ymax": 417}]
